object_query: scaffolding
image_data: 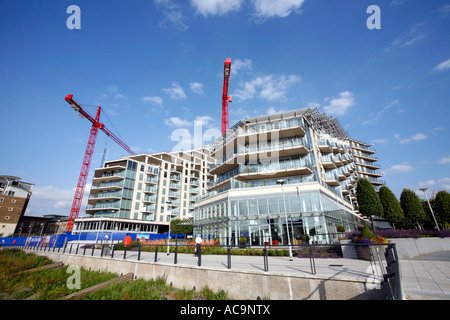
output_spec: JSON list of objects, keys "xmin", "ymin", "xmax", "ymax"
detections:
[{"xmin": 303, "ymin": 108, "xmax": 348, "ymax": 140}]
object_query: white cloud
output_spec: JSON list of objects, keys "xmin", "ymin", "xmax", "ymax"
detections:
[
  {"xmin": 142, "ymin": 96, "xmax": 163, "ymax": 105},
  {"xmin": 194, "ymin": 116, "xmax": 213, "ymax": 126},
  {"xmin": 231, "ymin": 58, "xmax": 253, "ymax": 76},
  {"xmin": 252, "ymin": 0, "xmax": 305, "ymax": 18},
  {"xmin": 384, "ymin": 162, "xmax": 414, "ymax": 175},
  {"xmin": 370, "ymin": 139, "xmax": 388, "ymax": 144},
  {"xmin": 439, "ymin": 155, "xmax": 450, "ymax": 164},
  {"xmin": 155, "ymin": 0, "xmax": 189, "ymax": 31},
  {"xmin": 433, "ymin": 58, "xmax": 450, "ymax": 72},
  {"xmin": 418, "ymin": 180, "xmax": 436, "ymax": 187},
  {"xmin": 191, "ymin": 0, "xmax": 243, "ymax": 17},
  {"xmin": 363, "ymin": 99, "xmax": 399, "ymax": 125},
  {"xmin": 323, "ymin": 91, "xmax": 355, "ymax": 116},
  {"xmin": 163, "ymin": 82, "xmax": 187, "ymax": 100},
  {"xmin": 394, "ymin": 132, "xmax": 427, "ymax": 144},
  {"xmin": 164, "ymin": 117, "xmax": 192, "ymax": 127},
  {"xmin": 233, "ymin": 74, "xmax": 300, "ymax": 102},
  {"xmin": 26, "ymin": 184, "xmax": 90, "ymax": 216},
  {"xmin": 189, "ymin": 82, "xmax": 204, "ymax": 95}
]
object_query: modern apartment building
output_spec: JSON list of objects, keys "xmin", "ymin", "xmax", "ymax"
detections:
[
  {"xmin": 73, "ymin": 148, "xmax": 214, "ymax": 237},
  {"xmin": 0, "ymin": 175, "xmax": 34, "ymax": 237},
  {"xmin": 193, "ymin": 108, "xmax": 385, "ymax": 244}
]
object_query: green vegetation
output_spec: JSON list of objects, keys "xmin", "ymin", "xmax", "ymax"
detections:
[
  {"xmin": 400, "ymin": 188, "xmax": 427, "ymax": 229},
  {"xmin": 356, "ymin": 178, "xmax": 383, "ymax": 223},
  {"xmin": 0, "ymin": 249, "xmax": 229, "ymax": 300},
  {"xmin": 0, "ymin": 249, "xmax": 52, "ymax": 278},
  {"xmin": 0, "ymin": 249, "xmax": 116, "ymax": 300},
  {"xmin": 378, "ymin": 186, "xmax": 404, "ymax": 229}
]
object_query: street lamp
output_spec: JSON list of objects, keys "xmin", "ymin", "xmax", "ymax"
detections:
[
  {"xmin": 166, "ymin": 201, "xmax": 176, "ymax": 255},
  {"xmin": 277, "ymin": 179, "xmax": 293, "ymax": 261},
  {"xmin": 419, "ymin": 187, "xmax": 440, "ymax": 231}
]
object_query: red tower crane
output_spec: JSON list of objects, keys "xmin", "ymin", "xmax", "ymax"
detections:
[
  {"xmin": 64, "ymin": 94, "xmax": 136, "ymax": 232},
  {"xmin": 221, "ymin": 58, "xmax": 232, "ymax": 135}
]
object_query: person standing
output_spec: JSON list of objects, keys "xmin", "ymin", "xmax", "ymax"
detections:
[{"xmin": 194, "ymin": 234, "xmax": 202, "ymax": 256}]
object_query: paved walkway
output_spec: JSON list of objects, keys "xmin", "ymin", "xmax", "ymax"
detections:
[
  {"xmin": 400, "ymin": 251, "xmax": 450, "ymax": 300},
  {"xmin": 23, "ymin": 244, "xmax": 450, "ymax": 300}
]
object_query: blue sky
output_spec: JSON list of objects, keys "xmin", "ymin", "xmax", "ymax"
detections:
[{"xmin": 1, "ymin": 0, "xmax": 449, "ymax": 217}]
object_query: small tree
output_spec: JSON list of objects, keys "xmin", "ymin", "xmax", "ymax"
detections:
[
  {"xmin": 400, "ymin": 188, "xmax": 427, "ymax": 229},
  {"xmin": 170, "ymin": 219, "xmax": 193, "ymax": 237},
  {"xmin": 435, "ymin": 191, "xmax": 450, "ymax": 227},
  {"xmin": 356, "ymin": 178, "xmax": 383, "ymax": 228},
  {"xmin": 378, "ymin": 186, "xmax": 404, "ymax": 229}
]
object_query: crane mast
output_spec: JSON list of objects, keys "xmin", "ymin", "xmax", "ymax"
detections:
[
  {"xmin": 221, "ymin": 58, "xmax": 232, "ymax": 135},
  {"xmin": 64, "ymin": 94, "xmax": 135, "ymax": 232}
]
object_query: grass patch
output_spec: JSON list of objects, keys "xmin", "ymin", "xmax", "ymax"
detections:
[
  {"xmin": 0, "ymin": 254, "xmax": 117, "ymax": 300},
  {"xmin": 0, "ymin": 249, "xmax": 53, "ymax": 278}
]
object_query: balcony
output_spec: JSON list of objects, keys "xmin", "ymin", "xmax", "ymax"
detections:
[
  {"xmin": 86, "ymin": 201, "xmax": 120, "ymax": 212},
  {"xmin": 93, "ymin": 170, "xmax": 125, "ymax": 182},
  {"xmin": 321, "ymin": 155, "xmax": 336, "ymax": 169},
  {"xmin": 324, "ymin": 172, "xmax": 340, "ymax": 186},
  {"xmin": 88, "ymin": 191, "xmax": 122, "ymax": 202},
  {"xmin": 237, "ymin": 158, "xmax": 312, "ymax": 180},
  {"xmin": 211, "ymin": 136, "xmax": 309, "ymax": 176}
]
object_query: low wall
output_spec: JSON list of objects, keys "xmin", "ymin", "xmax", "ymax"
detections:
[
  {"xmin": 341, "ymin": 238, "xmax": 450, "ymax": 260},
  {"xmin": 27, "ymin": 251, "xmax": 382, "ymax": 300},
  {"xmin": 388, "ymin": 237, "xmax": 450, "ymax": 260}
]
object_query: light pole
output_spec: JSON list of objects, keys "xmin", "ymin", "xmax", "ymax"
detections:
[
  {"xmin": 166, "ymin": 201, "xmax": 174, "ymax": 255},
  {"xmin": 277, "ymin": 179, "xmax": 293, "ymax": 261},
  {"xmin": 419, "ymin": 187, "xmax": 440, "ymax": 231}
]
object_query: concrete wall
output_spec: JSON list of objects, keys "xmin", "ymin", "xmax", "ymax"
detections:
[
  {"xmin": 28, "ymin": 251, "xmax": 381, "ymax": 300},
  {"xmin": 389, "ymin": 237, "xmax": 450, "ymax": 260}
]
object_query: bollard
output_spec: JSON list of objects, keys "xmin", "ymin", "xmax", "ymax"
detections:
[
  {"xmin": 309, "ymin": 246, "xmax": 316, "ymax": 275},
  {"xmin": 111, "ymin": 245, "xmax": 115, "ymax": 258},
  {"xmin": 197, "ymin": 244, "xmax": 201, "ymax": 267},
  {"xmin": 154, "ymin": 246, "xmax": 158, "ymax": 262},
  {"xmin": 91, "ymin": 244, "xmax": 95, "ymax": 256},
  {"xmin": 174, "ymin": 243, "xmax": 178, "ymax": 264},
  {"xmin": 123, "ymin": 246, "xmax": 128, "ymax": 259},
  {"xmin": 263, "ymin": 246, "xmax": 268, "ymax": 272},
  {"xmin": 75, "ymin": 244, "xmax": 79, "ymax": 255},
  {"xmin": 83, "ymin": 245, "xmax": 87, "ymax": 256},
  {"xmin": 227, "ymin": 247, "xmax": 231, "ymax": 269},
  {"xmin": 69, "ymin": 244, "xmax": 73, "ymax": 254},
  {"xmin": 138, "ymin": 244, "xmax": 142, "ymax": 261}
]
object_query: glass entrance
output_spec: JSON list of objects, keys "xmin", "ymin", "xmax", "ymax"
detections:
[{"xmin": 250, "ymin": 225, "xmax": 271, "ymax": 246}]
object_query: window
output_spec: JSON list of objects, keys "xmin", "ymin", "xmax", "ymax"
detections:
[
  {"xmin": 8, "ymin": 208, "xmax": 13, "ymax": 212},
  {"xmin": 11, "ymin": 199, "xmax": 16, "ymax": 204}
]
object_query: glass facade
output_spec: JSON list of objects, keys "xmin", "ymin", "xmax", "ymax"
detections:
[{"xmin": 193, "ymin": 184, "xmax": 364, "ymax": 245}]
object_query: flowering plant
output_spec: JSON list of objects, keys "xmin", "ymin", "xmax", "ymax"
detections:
[{"xmin": 352, "ymin": 235, "xmax": 389, "ymax": 244}]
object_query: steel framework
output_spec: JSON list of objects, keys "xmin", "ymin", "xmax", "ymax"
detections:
[
  {"xmin": 221, "ymin": 58, "xmax": 232, "ymax": 135},
  {"xmin": 64, "ymin": 94, "xmax": 135, "ymax": 232}
]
